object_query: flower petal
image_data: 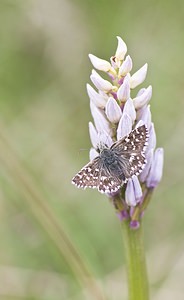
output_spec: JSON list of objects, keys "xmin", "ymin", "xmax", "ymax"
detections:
[
  {"xmin": 130, "ymin": 63, "xmax": 148, "ymax": 89},
  {"xmin": 105, "ymin": 97, "xmax": 122, "ymax": 123},
  {"xmin": 89, "ymin": 54, "xmax": 111, "ymax": 72}
]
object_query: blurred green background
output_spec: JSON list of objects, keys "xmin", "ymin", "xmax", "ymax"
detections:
[{"xmin": 0, "ymin": 0, "xmax": 184, "ymax": 299}]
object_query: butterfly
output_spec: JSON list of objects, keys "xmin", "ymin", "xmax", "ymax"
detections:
[{"xmin": 72, "ymin": 124, "xmax": 149, "ymax": 194}]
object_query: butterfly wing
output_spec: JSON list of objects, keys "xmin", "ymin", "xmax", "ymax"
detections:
[
  {"xmin": 111, "ymin": 125, "xmax": 149, "ymax": 180},
  {"xmin": 72, "ymin": 157, "xmax": 100, "ymax": 189},
  {"xmin": 98, "ymin": 167, "xmax": 122, "ymax": 194}
]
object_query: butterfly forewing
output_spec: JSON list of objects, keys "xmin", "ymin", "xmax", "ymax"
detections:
[{"xmin": 111, "ymin": 125, "xmax": 149, "ymax": 179}]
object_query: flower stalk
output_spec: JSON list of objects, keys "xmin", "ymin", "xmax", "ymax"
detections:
[{"xmin": 121, "ymin": 220, "xmax": 149, "ymax": 300}]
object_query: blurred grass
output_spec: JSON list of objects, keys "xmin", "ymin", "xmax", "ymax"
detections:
[{"xmin": 0, "ymin": 0, "xmax": 184, "ymax": 299}]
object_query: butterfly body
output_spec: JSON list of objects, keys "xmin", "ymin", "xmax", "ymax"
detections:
[
  {"xmin": 99, "ymin": 148, "xmax": 126, "ymax": 181},
  {"xmin": 72, "ymin": 125, "xmax": 149, "ymax": 194}
]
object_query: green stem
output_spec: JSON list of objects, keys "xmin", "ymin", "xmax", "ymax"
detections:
[{"xmin": 121, "ymin": 220, "xmax": 149, "ymax": 300}]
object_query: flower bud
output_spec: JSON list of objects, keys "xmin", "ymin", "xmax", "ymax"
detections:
[
  {"xmin": 90, "ymin": 70, "xmax": 113, "ymax": 92},
  {"xmin": 117, "ymin": 74, "xmax": 130, "ymax": 102},
  {"xmin": 115, "ymin": 36, "xmax": 127, "ymax": 60},
  {"xmin": 130, "ymin": 63, "xmax": 148, "ymax": 89},
  {"xmin": 146, "ymin": 148, "xmax": 164, "ymax": 188},
  {"xmin": 133, "ymin": 85, "xmax": 152, "ymax": 109},
  {"xmin": 88, "ymin": 54, "xmax": 111, "ymax": 72},
  {"xmin": 117, "ymin": 210, "xmax": 129, "ymax": 221},
  {"xmin": 130, "ymin": 220, "xmax": 140, "ymax": 229},
  {"xmin": 86, "ymin": 84, "xmax": 107, "ymax": 108},
  {"xmin": 90, "ymin": 101, "xmax": 112, "ymax": 135},
  {"xmin": 125, "ymin": 178, "xmax": 136, "ymax": 206},
  {"xmin": 137, "ymin": 105, "xmax": 151, "ymax": 129},
  {"xmin": 139, "ymin": 149, "xmax": 154, "ymax": 182},
  {"xmin": 123, "ymin": 98, "xmax": 136, "ymax": 124},
  {"xmin": 117, "ymin": 113, "xmax": 132, "ymax": 140},
  {"xmin": 132, "ymin": 175, "xmax": 143, "ymax": 203},
  {"xmin": 147, "ymin": 123, "xmax": 156, "ymax": 152},
  {"xmin": 105, "ymin": 97, "xmax": 122, "ymax": 123},
  {"xmin": 89, "ymin": 148, "xmax": 99, "ymax": 161},
  {"xmin": 119, "ymin": 55, "xmax": 133, "ymax": 76},
  {"xmin": 89, "ymin": 122, "xmax": 98, "ymax": 149}
]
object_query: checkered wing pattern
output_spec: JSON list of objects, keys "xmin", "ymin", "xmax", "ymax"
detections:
[
  {"xmin": 98, "ymin": 168, "xmax": 122, "ymax": 194},
  {"xmin": 72, "ymin": 157, "xmax": 122, "ymax": 194},
  {"xmin": 72, "ymin": 125, "xmax": 149, "ymax": 194},
  {"xmin": 111, "ymin": 125, "xmax": 149, "ymax": 180},
  {"xmin": 72, "ymin": 157, "xmax": 100, "ymax": 189}
]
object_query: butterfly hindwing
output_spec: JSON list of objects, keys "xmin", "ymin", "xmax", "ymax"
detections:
[
  {"xmin": 98, "ymin": 168, "xmax": 122, "ymax": 194},
  {"xmin": 72, "ymin": 157, "xmax": 100, "ymax": 189}
]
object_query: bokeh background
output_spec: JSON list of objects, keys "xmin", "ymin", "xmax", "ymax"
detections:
[{"xmin": 0, "ymin": 0, "xmax": 184, "ymax": 299}]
